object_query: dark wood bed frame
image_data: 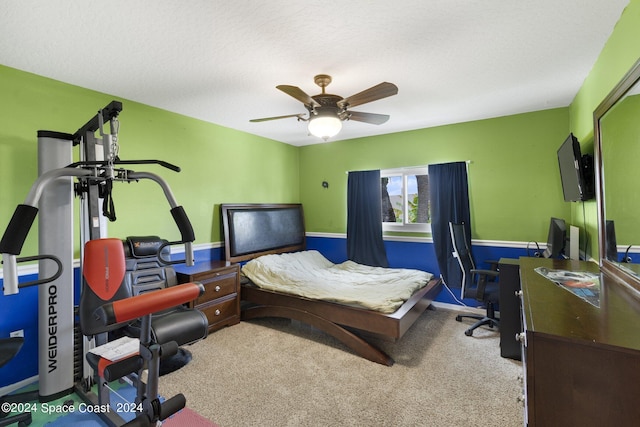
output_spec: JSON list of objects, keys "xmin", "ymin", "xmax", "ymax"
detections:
[{"xmin": 221, "ymin": 203, "xmax": 442, "ymax": 366}]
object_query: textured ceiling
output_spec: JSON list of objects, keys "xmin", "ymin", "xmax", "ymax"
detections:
[{"xmin": 0, "ymin": 1, "xmax": 630, "ymax": 146}]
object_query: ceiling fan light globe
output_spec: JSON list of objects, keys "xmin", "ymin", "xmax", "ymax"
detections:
[{"xmin": 308, "ymin": 115, "xmax": 342, "ymax": 140}]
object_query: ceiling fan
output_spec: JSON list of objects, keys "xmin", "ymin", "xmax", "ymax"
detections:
[{"xmin": 250, "ymin": 74, "xmax": 398, "ymax": 140}]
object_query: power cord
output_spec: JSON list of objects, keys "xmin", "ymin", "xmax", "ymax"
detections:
[
  {"xmin": 440, "ymin": 275, "xmax": 469, "ymax": 307},
  {"xmin": 527, "ymin": 241, "xmax": 542, "ymax": 257}
]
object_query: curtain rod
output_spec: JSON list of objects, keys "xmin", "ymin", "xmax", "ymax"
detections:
[{"xmin": 345, "ymin": 161, "xmax": 472, "ymax": 174}]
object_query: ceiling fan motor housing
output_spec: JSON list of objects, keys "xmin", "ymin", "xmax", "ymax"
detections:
[
  {"xmin": 309, "ymin": 94, "xmax": 344, "ymax": 114},
  {"xmin": 250, "ymin": 74, "xmax": 398, "ymax": 135}
]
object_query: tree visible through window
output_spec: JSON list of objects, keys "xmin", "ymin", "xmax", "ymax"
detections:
[{"xmin": 381, "ymin": 167, "xmax": 430, "ymax": 232}]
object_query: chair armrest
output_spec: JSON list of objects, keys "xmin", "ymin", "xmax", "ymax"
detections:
[
  {"xmin": 484, "ymin": 260, "xmax": 500, "ymax": 280},
  {"xmin": 471, "ymin": 269, "xmax": 499, "ymax": 278},
  {"xmin": 95, "ymin": 282, "xmax": 204, "ymax": 326}
]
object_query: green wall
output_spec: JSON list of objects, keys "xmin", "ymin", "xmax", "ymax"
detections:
[
  {"xmin": 0, "ymin": 65, "xmax": 299, "ymax": 256},
  {"xmin": 568, "ymin": 0, "xmax": 640, "ymax": 258},
  {"xmin": 300, "ymin": 108, "xmax": 571, "ymax": 243},
  {"xmin": 570, "ymin": 0, "xmax": 640, "ymax": 140}
]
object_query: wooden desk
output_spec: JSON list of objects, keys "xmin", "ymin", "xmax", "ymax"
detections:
[{"xmin": 519, "ymin": 257, "xmax": 640, "ymax": 427}]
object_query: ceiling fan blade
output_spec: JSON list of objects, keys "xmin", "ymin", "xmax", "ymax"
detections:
[
  {"xmin": 345, "ymin": 111, "xmax": 390, "ymax": 125},
  {"xmin": 276, "ymin": 85, "xmax": 321, "ymax": 108},
  {"xmin": 250, "ymin": 113, "xmax": 304, "ymax": 123},
  {"xmin": 338, "ymin": 82, "xmax": 398, "ymax": 109}
]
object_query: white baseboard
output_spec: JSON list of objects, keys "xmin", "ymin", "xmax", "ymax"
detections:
[
  {"xmin": 431, "ymin": 301, "xmax": 487, "ymax": 315},
  {"xmin": 0, "ymin": 375, "xmax": 38, "ymax": 397}
]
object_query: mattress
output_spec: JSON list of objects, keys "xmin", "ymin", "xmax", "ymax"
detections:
[{"xmin": 241, "ymin": 250, "xmax": 433, "ymax": 313}]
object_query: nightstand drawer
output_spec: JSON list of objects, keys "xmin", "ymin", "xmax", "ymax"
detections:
[
  {"xmin": 198, "ymin": 295, "xmax": 238, "ymax": 328},
  {"xmin": 196, "ymin": 272, "xmax": 237, "ymax": 304},
  {"xmin": 176, "ymin": 261, "xmax": 240, "ymax": 333}
]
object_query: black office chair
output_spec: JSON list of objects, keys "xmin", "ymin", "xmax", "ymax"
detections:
[
  {"xmin": 449, "ymin": 222, "xmax": 500, "ymax": 336},
  {"xmin": 0, "ymin": 337, "xmax": 33, "ymax": 426},
  {"xmin": 121, "ymin": 236, "xmax": 208, "ymax": 374}
]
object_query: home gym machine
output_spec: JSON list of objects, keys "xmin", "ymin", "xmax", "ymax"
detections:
[{"xmin": 0, "ymin": 101, "xmax": 198, "ymax": 425}]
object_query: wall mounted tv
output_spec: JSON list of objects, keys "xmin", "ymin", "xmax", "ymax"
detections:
[{"xmin": 557, "ymin": 133, "xmax": 594, "ymax": 202}]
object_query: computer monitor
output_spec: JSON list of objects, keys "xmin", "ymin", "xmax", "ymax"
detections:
[{"xmin": 543, "ymin": 217, "xmax": 567, "ymax": 259}]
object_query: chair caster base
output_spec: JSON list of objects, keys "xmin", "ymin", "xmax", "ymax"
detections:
[
  {"xmin": 456, "ymin": 312, "xmax": 500, "ymax": 337},
  {"xmin": 159, "ymin": 348, "xmax": 192, "ymax": 376}
]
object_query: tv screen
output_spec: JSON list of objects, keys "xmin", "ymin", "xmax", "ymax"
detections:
[
  {"xmin": 557, "ymin": 133, "xmax": 593, "ymax": 202},
  {"xmin": 543, "ymin": 217, "xmax": 566, "ymax": 259}
]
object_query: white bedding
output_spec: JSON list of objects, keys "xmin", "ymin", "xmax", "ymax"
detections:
[{"xmin": 241, "ymin": 250, "xmax": 433, "ymax": 313}]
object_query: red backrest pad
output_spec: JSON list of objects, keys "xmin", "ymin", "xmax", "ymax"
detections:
[{"xmin": 83, "ymin": 238, "xmax": 127, "ymax": 301}]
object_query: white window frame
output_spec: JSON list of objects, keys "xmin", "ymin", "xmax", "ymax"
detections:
[{"xmin": 381, "ymin": 166, "xmax": 431, "ymax": 233}]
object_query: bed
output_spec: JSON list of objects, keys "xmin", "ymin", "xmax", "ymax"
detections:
[{"xmin": 221, "ymin": 203, "xmax": 442, "ymax": 366}]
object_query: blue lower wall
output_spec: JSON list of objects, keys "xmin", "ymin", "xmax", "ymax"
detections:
[{"xmin": 1, "ymin": 236, "xmax": 529, "ymax": 389}]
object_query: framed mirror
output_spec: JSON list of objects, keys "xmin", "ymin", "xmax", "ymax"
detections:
[{"xmin": 595, "ymin": 56, "xmax": 640, "ymax": 292}]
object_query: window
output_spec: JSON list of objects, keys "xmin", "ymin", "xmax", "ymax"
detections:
[{"xmin": 381, "ymin": 167, "xmax": 430, "ymax": 232}]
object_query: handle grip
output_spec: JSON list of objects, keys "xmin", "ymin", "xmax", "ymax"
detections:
[
  {"xmin": 160, "ymin": 341, "xmax": 179, "ymax": 359},
  {"xmin": 102, "ymin": 356, "xmax": 142, "ymax": 382},
  {"xmin": 159, "ymin": 393, "xmax": 186, "ymax": 420},
  {"xmin": 120, "ymin": 393, "xmax": 186, "ymax": 427},
  {"xmin": 0, "ymin": 204, "xmax": 38, "ymax": 255},
  {"xmin": 2, "ymin": 254, "xmax": 63, "ymax": 296},
  {"xmin": 171, "ymin": 206, "xmax": 195, "ymax": 244},
  {"xmin": 165, "ymin": 206, "xmax": 195, "ymax": 266}
]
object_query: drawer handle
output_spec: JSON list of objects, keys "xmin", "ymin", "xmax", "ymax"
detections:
[
  {"xmin": 516, "ymin": 332, "xmax": 526, "ymax": 343},
  {"xmin": 215, "ymin": 285, "xmax": 221, "ymax": 292},
  {"xmin": 215, "ymin": 309, "xmax": 221, "ymax": 316}
]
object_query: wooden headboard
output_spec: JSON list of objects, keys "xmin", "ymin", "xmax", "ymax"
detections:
[{"xmin": 221, "ymin": 203, "xmax": 306, "ymax": 263}]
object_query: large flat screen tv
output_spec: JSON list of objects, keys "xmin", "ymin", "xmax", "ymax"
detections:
[{"xmin": 557, "ymin": 133, "xmax": 594, "ymax": 202}]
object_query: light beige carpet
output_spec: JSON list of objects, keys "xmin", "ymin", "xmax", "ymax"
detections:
[{"xmin": 159, "ymin": 307, "xmax": 523, "ymax": 427}]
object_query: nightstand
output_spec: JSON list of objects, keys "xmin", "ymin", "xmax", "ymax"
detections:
[{"xmin": 175, "ymin": 260, "xmax": 240, "ymax": 333}]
